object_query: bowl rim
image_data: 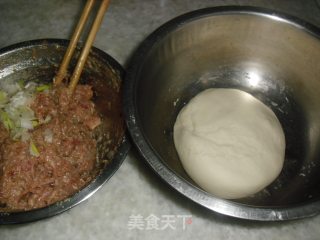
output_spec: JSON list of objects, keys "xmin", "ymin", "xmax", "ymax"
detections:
[
  {"xmin": 0, "ymin": 38, "xmax": 130, "ymax": 224},
  {"xmin": 123, "ymin": 6, "xmax": 320, "ymax": 221}
]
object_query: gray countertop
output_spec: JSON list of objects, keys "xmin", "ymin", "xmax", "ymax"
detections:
[{"xmin": 1, "ymin": 0, "xmax": 320, "ymax": 239}]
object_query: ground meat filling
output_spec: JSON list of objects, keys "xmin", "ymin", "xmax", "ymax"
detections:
[{"xmin": 0, "ymin": 84, "xmax": 100, "ymax": 210}]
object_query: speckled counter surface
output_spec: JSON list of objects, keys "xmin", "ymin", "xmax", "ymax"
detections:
[{"xmin": 1, "ymin": 0, "xmax": 320, "ymax": 239}]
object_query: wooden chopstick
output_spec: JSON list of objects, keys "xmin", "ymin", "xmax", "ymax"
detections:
[
  {"xmin": 55, "ymin": 0, "xmax": 110, "ymax": 93},
  {"xmin": 54, "ymin": 0, "xmax": 95, "ymax": 85},
  {"xmin": 69, "ymin": 0, "xmax": 110, "ymax": 92}
]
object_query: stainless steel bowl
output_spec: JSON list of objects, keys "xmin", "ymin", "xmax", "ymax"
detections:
[
  {"xmin": 0, "ymin": 39, "xmax": 130, "ymax": 224},
  {"xmin": 124, "ymin": 6, "xmax": 320, "ymax": 221}
]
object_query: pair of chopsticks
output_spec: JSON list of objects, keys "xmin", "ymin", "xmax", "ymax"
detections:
[{"xmin": 54, "ymin": 0, "xmax": 110, "ymax": 92}]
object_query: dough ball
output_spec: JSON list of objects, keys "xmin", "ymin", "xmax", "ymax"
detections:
[{"xmin": 173, "ymin": 88, "xmax": 285, "ymax": 199}]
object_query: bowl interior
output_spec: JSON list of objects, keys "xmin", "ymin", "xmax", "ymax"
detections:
[
  {"xmin": 0, "ymin": 39, "xmax": 129, "ymax": 223},
  {"xmin": 133, "ymin": 11, "xmax": 320, "ymax": 207}
]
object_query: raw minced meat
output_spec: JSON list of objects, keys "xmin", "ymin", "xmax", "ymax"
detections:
[{"xmin": 0, "ymin": 84, "xmax": 101, "ymax": 211}]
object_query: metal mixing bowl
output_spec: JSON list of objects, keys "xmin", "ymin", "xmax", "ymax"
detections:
[
  {"xmin": 124, "ymin": 6, "xmax": 320, "ymax": 221},
  {"xmin": 0, "ymin": 39, "xmax": 130, "ymax": 224}
]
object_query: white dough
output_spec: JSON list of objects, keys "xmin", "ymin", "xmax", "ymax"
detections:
[{"xmin": 173, "ymin": 88, "xmax": 285, "ymax": 199}]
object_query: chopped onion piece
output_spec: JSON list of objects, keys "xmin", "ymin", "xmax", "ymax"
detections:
[
  {"xmin": 43, "ymin": 115, "xmax": 51, "ymax": 124},
  {"xmin": 0, "ymin": 91, "xmax": 8, "ymax": 107},
  {"xmin": 20, "ymin": 118, "xmax": 34, "ymax": 129},
  {"xmin": 0, "ymin": 111, "xmax": 14, "ymax": 130},
  {"xmin": 32, "ymin": 119, "xmax": 39, "ymax": 127},
  {"xmin": 29, "ymin": 140, "xmax": 40, "ymax": 157},
  {"xmin": 9, "ymin": 91, "xmax": 32, "ymax": 109},
  {"xmin": 0, "ymin": 79, "xmax": 21, "ymax": 95},
  {"xmin": 0, "ymin": 80, "xmax": 42, "ymax": 140},
  {"xmin": 36, "ymin": 84, "xmax": 51, "ymax": 92},
  {"xmin": 24, "ymin": 82, "xmax": 37, "ymax": 92},
  {"xmin": 44, "ymin": 129, "xmax": 53, "ymax": 143}
]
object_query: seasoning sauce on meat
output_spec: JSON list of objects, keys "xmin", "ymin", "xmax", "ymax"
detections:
[{"xmin": 0, "ymin": 84, "xmax": 100, "ymax": 211}]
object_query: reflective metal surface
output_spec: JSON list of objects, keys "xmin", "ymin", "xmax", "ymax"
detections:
[
  {"xmin": 0, "ymin": 39, "xmax": 130, "ymax": 224},
  {"xmin": 124, "ymin": 7, "xmax": 320, "ymax": 220}
]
